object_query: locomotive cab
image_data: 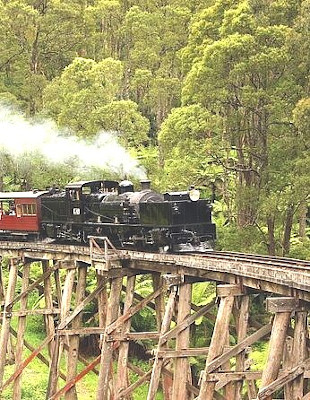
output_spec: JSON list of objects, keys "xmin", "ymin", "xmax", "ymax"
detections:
[{"xmin": 65, "ymin": 180, "xmax": 119, "ymax": 222}]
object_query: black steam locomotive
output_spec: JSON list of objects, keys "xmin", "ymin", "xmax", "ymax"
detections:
[{"xmin": 0, "ymin": 180, "xmax": 216, "ymax": 252}]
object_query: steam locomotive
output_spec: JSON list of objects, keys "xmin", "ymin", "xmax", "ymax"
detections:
[{"xmin": 0, "ymin": 179, "xmax": 216, "ymax": 252}]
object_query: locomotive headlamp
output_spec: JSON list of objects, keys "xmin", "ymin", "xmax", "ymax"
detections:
[{"xmin": 189, "ymin": 188, "xmax": 200, "ymax": 202}]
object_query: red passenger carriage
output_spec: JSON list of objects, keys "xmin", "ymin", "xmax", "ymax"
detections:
[{"xmin": 0, "ymin": 191, "xmax": 47, "ymax": 240}]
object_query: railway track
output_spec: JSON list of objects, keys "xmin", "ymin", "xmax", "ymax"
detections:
[{"xmin": 193, "ymin": 250, "xmax": 310, "ymax": 269}]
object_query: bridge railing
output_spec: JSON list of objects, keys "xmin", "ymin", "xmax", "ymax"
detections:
[{"xmin": 89, "ymin": 236, "xmax": 121, "ymax": 271}]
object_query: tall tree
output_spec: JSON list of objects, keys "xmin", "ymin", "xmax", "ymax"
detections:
[{"xmin": 170, "ymin": 0, "xmax": 307, "ymax": 254}]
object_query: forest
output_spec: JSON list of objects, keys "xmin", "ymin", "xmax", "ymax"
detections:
[{"xmin": 0, "ymin": 0, "xmax": 310, "ymax": 258}]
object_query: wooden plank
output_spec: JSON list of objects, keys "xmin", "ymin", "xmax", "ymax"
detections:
[
  {"xmin": 206, "ymin": 371, "xmax": 262, "ymax": 381},
  {"xmin": 8, "ymin": 263, "xmax": 58, "ymax": 308},
  {"xmin": 9, "ymin": 327, "xmax": 66, "ymax": 381},
  {"xmin": 156, "ymin": 345, "xmax": 247, "ymax": 359},
  {"xmin": 46, "ymin": 335, "xmax": 61, "ymax": 400},
  {"xmin": 292, "ymin": 311, "xmax": 308, "ymax": 398},
  {"xmin": 152, "ymin": 272, "xmax": 172, "ymax": 400},
  {"xmin": 0, "ymin": 308, "xmax": 60, "ymax": 317},
  {"xmin": 266, "ymin": 297, "xmax": 299, "ymax": 313},
  {"xmin": 117, "ymin": 367, "xmax": 153, "ymax": 399},
  {"xmin": 205, "ymin": 323, "xmax": 272, "ymax": 374},
  {"xmin": 57, "ymin": 280, "xmax": 106, "ymax": 330},
  {"xmin": 96, "ymin": 272, "xmax": 107, "ymax": 348},
  {"xmin": 60, "ymin": 267, "xmax": 76, "ymax": 395},
  {"xmin": 49, "ymin": 355, "xmax": 101, "ymax": 400},
  {"xmin": 2, "ymin": 333, "xmax": 54, "ymax": 390},
  {"xmin": 222, "ymin": 329, "xmax": 234, "ymax": 399},
  {"xmin": 284, "ymin": 336, "xmax": 294, "ymax": 399},
  {"xmin": 257, "ymin": 358, "xmax": 310, "ymax": 399},
  {"xmin": 160, "ymin": 299, "xmax": 215, "ymax": 345},
  {"xmin": 247, "ymin": 379, "xmax": 257, "ymax": 399},
  {"xmin": 112, "ymin": 332, "xmax": 160, "ymax": 341},
  {"xmin": 54, "ymin": 267, "xmax": 62, "ymax": 309},
  {"xmin": 0, "ymin": 263, "xmax": 5, "ymax": 303},
  {"xmin": 216, "ymin": 283, "xmax": 244, "ymax": 297},
  {"xmin": 106, "ymin": 285, "xmax": 165, "ymax": 336},
  {"xmin": 17, "ymin": 270, "xmax": 44, "ymax": 296},
  {"xmin": 47, "ymin": 268, "xmax": 75, "ymax": 398}
]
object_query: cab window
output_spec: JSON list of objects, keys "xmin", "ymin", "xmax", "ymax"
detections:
[
  {"xmin": 69, "ymin": 190, "xmax": 80, "ymax": 201},
  {"xmin": 82, "ymin": 186, "xmax": 91, "ymax": 195}
]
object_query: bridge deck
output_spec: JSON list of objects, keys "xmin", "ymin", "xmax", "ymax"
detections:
[{"xmin": 0, "ymin": 241, "xmax": 309, "ymax": 301}]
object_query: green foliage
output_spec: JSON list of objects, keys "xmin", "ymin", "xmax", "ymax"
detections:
[
  {"xmin": 0, "ymin": 0, "xmax": 309, "ymax": 257},
  {"xmin": 93, "ymin": 100, "xmax": 150, "ymax": 147},
  {"xmin": 158, "ymin": 104, "xmax": 221, "ymax": 189},
  {"xmin": 289, "ymin": 237, "xmax": 310, "ymax": 260},
  {"xmin": 43, "ymin": 57, "xmax": 124, "ymax": 136}
]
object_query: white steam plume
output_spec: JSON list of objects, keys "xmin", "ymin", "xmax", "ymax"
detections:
[{"xmin": 0, "ymin": 105, "xmax": 146, "ymax": 179}]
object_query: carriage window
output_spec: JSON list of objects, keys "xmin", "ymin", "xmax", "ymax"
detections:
[
  {"xmin": 21, "ymin": 204, "xmax": 37, "ymax": 216},
  {"xmin": 0, "ymin": 201, "xmax": 9, "ymax": 214},
  {"xmin": 0, "ymin": 200, "xmax": 15, "ymax": 215}
]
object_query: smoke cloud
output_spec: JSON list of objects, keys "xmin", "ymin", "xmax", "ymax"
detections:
[{"xmin": 0, "ymin": 105, "xmax": 146, "ymax": 179}]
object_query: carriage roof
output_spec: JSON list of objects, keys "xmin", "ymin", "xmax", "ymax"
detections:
[{"xmin": 0, "ymin": 191, "xmax": 48, "ymax": 200}]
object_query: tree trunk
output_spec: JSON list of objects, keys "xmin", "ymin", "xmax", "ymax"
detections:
[
  {"xmin": 299, "ymin": 200, "xmax": 307, "ymax": 239},
  {"xmin": 282, "ymin": 204, "xmax": 294, "ymax": 256},
  {"xmin": 267, "ymin": 215, "xmax": 276, "ymax": 256}
]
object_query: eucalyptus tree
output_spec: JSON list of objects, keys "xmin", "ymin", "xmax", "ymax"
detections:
[
  {"xmin": 0, "ymin": 0, "xmax": 92, "ymax": 114},
  {"xmin": 43, "ymin": 57, "xmax": 149, "ymax": 148},
  {"xmin": 160, "ymin": 0, "xmax": 307, "ymax": 254}
]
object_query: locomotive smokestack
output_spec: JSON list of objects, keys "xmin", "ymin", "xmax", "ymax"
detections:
[{"xmin": 140, "ymin": 179, "xmax": 151, "ymax": 190}]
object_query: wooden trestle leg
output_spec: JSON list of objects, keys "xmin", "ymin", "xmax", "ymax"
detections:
[
  {"xmin": 256, "ymin": 297, "xmax": 299, "ymax": 400},
  {"xmin": 152, "ymin": 273, "xmax": 173, "ymax": 400},
  {"xmin": 42, "ymin": 260, "xmax": 56, "ymax": 357},
  {"xmin": 197, "ymin": 284, "xmax": 242, "ymax": 400},
  {"xmin": 0, "ymin": 258, "xmax": 18, "ymax": 391},
  {"xmin": 172, "ymin": 281, "xmax": 192, "ymax": 400},
  {"xmin": 13, "ymin": 262, "xmax": 30, "ymax": 400},
  {"xmin": 96, "ymin": 276, "xmax": 123, "ymax": 400},
  {"xmin": 115, "ymin": 275, "xmax": 136, "ymax": 398},
  {"xmin": 147, "ymin": 283, "xmax": 177, "ymax": 400},
  {"xmin": 292, "ymin": 311, "xmax": 308, "ymax": 398},
  {"xmin": 234, "ymin": 295, "xmax": 250, "ymax": 400},
  {"xmin": 46, "ymin": 263, "xmax": 76, "ymax": 398},
  {"xmin": 66, "ymin": 263, "xmax": 87, "ymax": 400}
]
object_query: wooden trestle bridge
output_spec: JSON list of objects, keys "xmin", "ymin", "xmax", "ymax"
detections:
[{"xmin": 0, "ymin": 238, "xmax": 309, "ymax": 400}]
